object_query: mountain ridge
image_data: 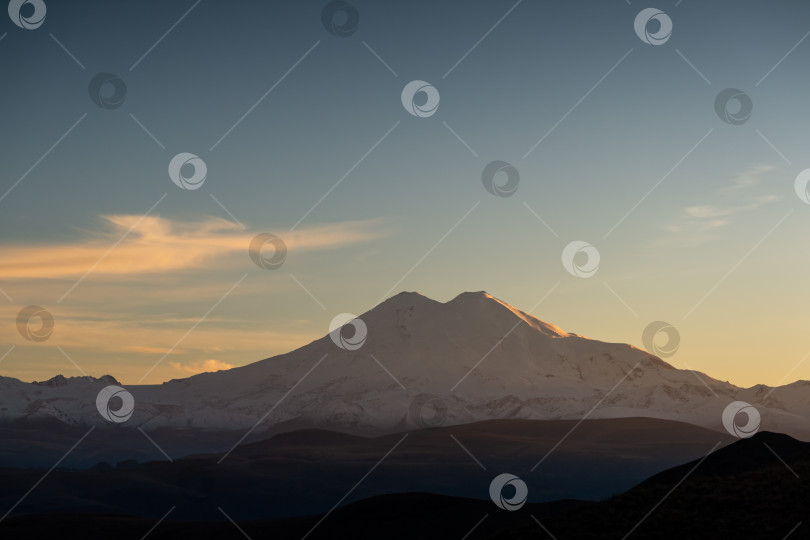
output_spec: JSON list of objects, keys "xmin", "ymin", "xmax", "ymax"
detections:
[
  {"xmin": 0, "ymin": 424, "xmax": 805, "ymax": 538},
  {"xmin": 0, "ymin": 291, "xmax": 807, "ymax": 442}
]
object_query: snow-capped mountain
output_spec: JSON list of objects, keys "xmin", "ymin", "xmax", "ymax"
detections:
[{"xmin": 1, "ymin": 291, "xmax": 808, "ymax": 440}]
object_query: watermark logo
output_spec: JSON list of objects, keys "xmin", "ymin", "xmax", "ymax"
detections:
[
  {"xmin": 16, "ymin": 305, "xmax": 53, "ymax": 343},
  {"xmin": 561, "ymin": 241, "xmax": 600, "ymax": 278},
  {"xmin": 8, "ymin": 0, "xmax": 46, "ymax": 30},
  {"xmin": 329, "ymin": 313, "xmax": 367, "ymax": 350},
  {"xmin": 714, "ymin": 88, "xmax": 753, "ymax": 125},
  {"xmin": 401, "ymin": 80, "xmax": 440, "ymax": 118},
  {"xmin": 794, "ymin": 169, "xmax": 810, "ymax": 204},
  {"xmin": 248, "ymin": 233, "xmax": 287, "ymax": 270},
  {"xmin": 722, "ymin": 401, "xmax": 760, "ymax": 438},
  {"xmin": 642, "ymin": 321, "xmax": 680, "ymax": 358},
  {"xmin": 409, "ymin": 394, "xmax": 448, "ymax": 428},
  {"xmin": 321, "ymin": 0, "xmax": 359, "ymax": 37},
  {"xmin": 96, "ymin": 385, "xmax": 135, "ymax": 423},
  {"xmin": 169, "ymin": 152, "xmax": 207, "ymax": 190},
  {"xmin": 482, "ymin": 160, "xmax": 519, "ymax": 198},
  {"xmin": 489, "ymin": 473, "xmax": 528, "ymax": 511},
  {"xmin": 634, "ymin": 8, "xmax": 672, "ymax": 45},
  {"xmin": 88, "ymin": 73, "xmax": 127, "ymax": 110}
]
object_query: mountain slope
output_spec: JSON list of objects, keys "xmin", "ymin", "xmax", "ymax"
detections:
[
  {"xmin": 0, "ymin": 291, "xmax": 807, "ymax": 441},
  {"xmin": 499, "ymin": 430, "xmax": 810, "ymax": 539}
]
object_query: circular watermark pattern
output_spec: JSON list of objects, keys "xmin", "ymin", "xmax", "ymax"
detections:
[
  {"xmin": 482, "ymin": 160, "xmax": 519, "ymax": 198},
  {"xmin": 16, "ymin": 305, "xmax": 54, "ymax": 343},
  {"xmin": 8, "ymin": 0, "xmax": 46, "ymax": 30},
  {"xmin": 88, "ymin": 73, "xmax": 127, "ymax": 110},
  {"xmin": 409, "ymin": 394, "xmax": 448, "ymax": 428},
  {"xmin": 642, "ymin": 321, "xmax": 680, "ymax": 358},
  {"xmin": 634, "ymin": 8, "xmax": 672, "ymax": 45},
  {"xmin": 561, "ymin": 241, "xmax": 600, "ymax": 278},
  {"xmin": 722, "ymin": 401, "xmax": 760, "ymax": 438},
  {"xmin": 321, "ymin": 0, "xmax": 359, "ymax": 37},
  {"xmin": 248, "ymin": 233, "xmax": 287, "ymax": 270},
  {"xmin": 96, "ymin": 385, "xmax": 135, "ymax": 424},
  {"xmin": 329, "ymin": 313, "xmax": 367, "ymax": 350},
  {"xmin": 168, "ymin": 152, "xmax": 207, "ymax": 190},
  {"xmin": 714, "ymin": 88, "xmax": 753, "ymax": 125},
  {"xmin": 794, "ymin": 169, "xmax": 810, "ymax": 204},
  {"xmin": 489, "ymin": 473, "xmax": 528, "ymax": 511},
  {"xmin": 401, "ymin": 80, "xmax": 440, "ymax": 118}
]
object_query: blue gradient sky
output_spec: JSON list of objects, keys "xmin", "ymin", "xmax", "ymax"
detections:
[{"xmin": 1, "ymin": 0, "xmax": 810, "ymax": 386}]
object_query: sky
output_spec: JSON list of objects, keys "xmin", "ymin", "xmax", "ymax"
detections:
[{"xmin": 1, "ymin": 0, "xmax": 810, "ymax": 387}]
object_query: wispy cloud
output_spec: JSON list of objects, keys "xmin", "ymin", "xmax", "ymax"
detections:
[
  {"xmin": 725, "ymin": 164, "xmax": 775, "ymax": 190},
  {"xmin": 682, "ymin": 195, "xmax": 781, "ymax": 220},
  {"xmin": 122, "ymin": 345, "xmax": 184, "ymax": 355},
  {"xmin": 0, "ymin": 304, "xmax": 318, "ymax": 356},
  {"xmin": 0, "ymin": 214, "xmax": 391, "ymax": 383},
  {"xmin": 169, "ymin": 359, "xmax": 234, "ymax": 375},
  {"xmin": 0, "ymin": 215, "xmax": 389, "ymax": 279},
  {"xmin": 664, "ymin": 165, "xmax": 781, "ymax": 241},
  {"xmin": 0, "ymin": 301, "xmax": 320, "ymax": 383}
]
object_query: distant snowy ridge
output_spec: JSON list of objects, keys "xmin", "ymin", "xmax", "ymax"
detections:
[{"xmin": 1, "ymin": 291, "xmax": 807, "ymax": 440}]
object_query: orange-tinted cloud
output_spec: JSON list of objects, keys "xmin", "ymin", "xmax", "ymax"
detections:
[
  {"xmin": 169, "ymin": 359, "xmax": 234, "ymax": 375},
  {"xmin": 0, "ymin": 214, "xmax": 388, "ymax": 279},
  {"xmin": 120, "ymin": 345, "xmax": 184, "ymax": 355},
  {"xmin": 0, "ymin": 304, "xmax": 319, "ymax": 356}
]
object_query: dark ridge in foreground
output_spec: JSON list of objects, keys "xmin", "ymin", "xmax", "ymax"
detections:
[
  {"xmin": 498, "ymin": 431, "xmax": 810, "ymax": 540},
  {"xmin": 1, "ymin": 430, "xmax": 809, "ymax": 538},
  {"xmin": 0, "ymin": 495, "xmax": 580, "ymax": 540},
  {"xmin": 0, "ymin": 418, "xmax": 731, "ymax": 521}
]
